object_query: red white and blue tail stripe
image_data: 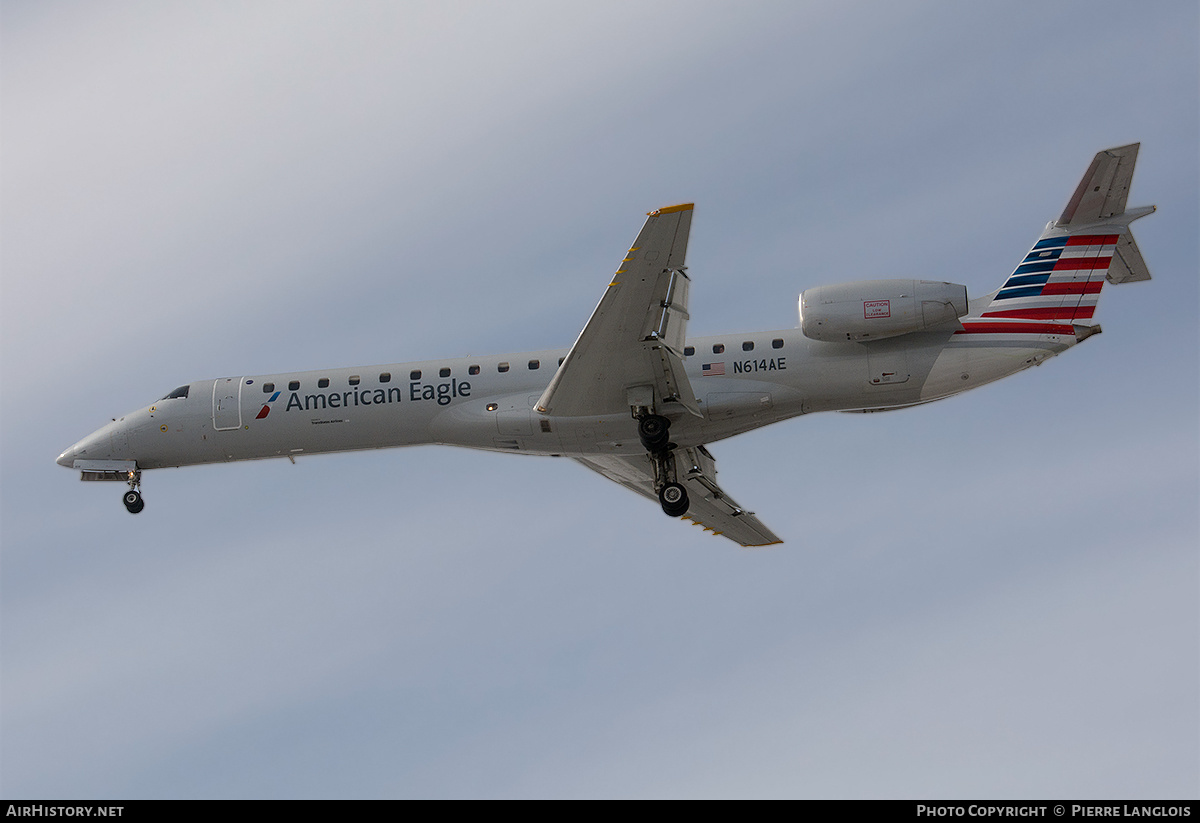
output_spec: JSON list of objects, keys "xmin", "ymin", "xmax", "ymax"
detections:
[
  {"xmin": 975, "ymin": 232, "xmax": 1118, "ymax": 331},
  {"xmin": 956, "ymin": 143, "xmax": 1153, "ymax": 341}
]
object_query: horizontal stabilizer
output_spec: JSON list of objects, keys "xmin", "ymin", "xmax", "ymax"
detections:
[
  {"xmin": 1059, "ymin": 143, "xmax": 1140, "ymax": 226},
  {"xmin": 1106, "ymin": 230, "xmax": 1152, "ymax": 283}
]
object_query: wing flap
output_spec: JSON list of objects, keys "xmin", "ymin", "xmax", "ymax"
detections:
[{"xmin": 573, "ymin": 447, "xmax": 782, "ymax": 548}]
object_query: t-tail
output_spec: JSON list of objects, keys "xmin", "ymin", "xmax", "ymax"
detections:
[{"xmin": 966, "ymin": 143, "xmax": 1154, "ymax": 338}]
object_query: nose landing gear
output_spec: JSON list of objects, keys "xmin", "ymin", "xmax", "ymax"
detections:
[{"xmin": 122, "ymin": 471, "xmax": 144, "ymax": 514}]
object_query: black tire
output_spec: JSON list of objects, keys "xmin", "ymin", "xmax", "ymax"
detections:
[
  {"xmin": 128, "ymin": 499, "xmax": 145, "ymax": 514},
  {"xmin": 638, "ymin": 415, "xmax": 671, "ymax": 452},
  {"xmin": 658, "ymin": 482, "xmax": 689, "ymax": 517},
  {"xmin": 123, "ymin": 490, "xmax": 143, "ymax": 513}
]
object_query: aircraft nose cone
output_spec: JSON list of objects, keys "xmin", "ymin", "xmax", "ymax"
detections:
[{"xmin": 56, "ymin": 446, "xmax": 75, "ymax": 468}]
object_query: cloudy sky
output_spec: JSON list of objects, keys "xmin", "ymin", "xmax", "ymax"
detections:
[{"xmin": 2, "ymin": 0, "xmax": 1196, "ymax": 799}]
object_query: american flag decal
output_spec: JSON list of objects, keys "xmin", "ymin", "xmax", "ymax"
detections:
[{"xmin": 702, "ymin": 362, "xmax": 725, "ymax": 376}]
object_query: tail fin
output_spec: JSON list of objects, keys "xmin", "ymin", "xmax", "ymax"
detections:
[{"xmin": 979, "ymin": 143, "xmax": 1154, "ymax": 325}]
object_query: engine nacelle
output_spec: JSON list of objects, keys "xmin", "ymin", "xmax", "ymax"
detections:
[{"xmin": 799, "ymin": 279, "xmax": 969, "ymax": 342}]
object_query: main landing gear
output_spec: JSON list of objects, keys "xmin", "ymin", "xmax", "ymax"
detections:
[
  {"xmin": 658, "ymin": 481, "xmax": 689, "ymax": 517},
  {"xmin": 637, "ymin": 413, "xmax": 690, "ymax": 518},
  {"xmin": 637, "ymin": 414, "xmax": 671, "ymax": 452},
  {"xmin": 122, "ymin": 471, "xmax": 145, "ymax": 514}
]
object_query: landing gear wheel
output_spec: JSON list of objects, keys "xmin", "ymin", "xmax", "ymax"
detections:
[
  {"xmin": 638, "ymin": 414, "xmax": 671, "ymax": 453},
  {"xmin": 658, "ymin": 481, "xmax": 689, "ymax": 517},
  {"xmin": 123, "ymin": 489, "xmax": 144, "ymax": 514}
]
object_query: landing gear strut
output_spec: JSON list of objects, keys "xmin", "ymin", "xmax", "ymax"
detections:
[
  {"xmin": 636, "ymin": 413, "xmax": 690, "ymax": 517},
  {"xmin": 122, "ymin": 471, "xmax": 144, "ymax": 514}
]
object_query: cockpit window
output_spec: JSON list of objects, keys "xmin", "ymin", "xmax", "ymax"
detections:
[{"xmin": 160, "ymin": 385, "xmax": 190, "ymax": 400}]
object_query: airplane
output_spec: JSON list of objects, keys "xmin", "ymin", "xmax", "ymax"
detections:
[{"xmin": 57, "ymin": 144, "xmax": 1154, "ymax": 546}]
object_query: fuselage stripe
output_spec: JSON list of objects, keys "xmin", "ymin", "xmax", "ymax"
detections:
[
  {"xmin": 981, "ymin": 307, "xmax": 1095, "ymax": 320},
  {"xmin": 1040, "ymin": 281, "xmax": 1104, "ymax": 296},
  {"xmin": 956, "ymin": 321, "xmax": 1076, "ymax": 335},
  {"xmin": 1053, "ymin": 256, "xmax": 1112, "ymax": 271},
  {"xmin": 1014, "ymin": 261, "xmax": 1058, "ymax": 275},
  {"xmin": 1004, "ymin": 273, "xmax": 1053, "ymax": 288},
  {"xmin": 1065, "ymin": 234, "xmax": 1119, "ymax": 246},
  {"xmin": 996, "ymin": 285, "xmax": 1048, "ymax": 300}
]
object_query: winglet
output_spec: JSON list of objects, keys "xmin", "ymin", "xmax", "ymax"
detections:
[{"xmin": 647, "ymin": 203, "xmax": 694, "ymax": 216}]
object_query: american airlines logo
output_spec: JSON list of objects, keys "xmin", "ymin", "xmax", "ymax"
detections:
[{"xmin": 256, "ymin": 391, "xmax": 281, "ymax": 419}]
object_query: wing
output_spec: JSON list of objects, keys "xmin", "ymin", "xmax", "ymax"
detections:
[
  {"xmin": 535, "ymin": 204, "xmax": 701, "ymax": 418},
  {"xmin": 574, "ymin": 446, "xmax": 783, "ymax": 547}
]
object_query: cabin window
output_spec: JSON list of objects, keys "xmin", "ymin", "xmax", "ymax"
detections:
[
  {"xmin": 498, "ymin": 362, "xmax": 510, "ymax": 373},
  {"xmin": 159, "ymin": 385, "xmax": 190, "ymax": 400},
  {"xmin": 772, "ymin": 338, "xmax": 784, "ymax": 349},
  {"xmin": 349, "ymin": 375, "xmax": 360, "ymax": 385},
  {"xmin": 379, "ymin": 372, "xmax": 391, "ymax": 383},
  {"xmin": 289, "ymin": 380, "xmax": 300, "ymax": 391},
  {"xmin": 528, "ymin": 360, "xmax": 540, "ymax": 370},
  {"xmin": 684, "ymin": 346, "xmax": 694, "ymax": 357},
  {"xmin": 713, "ymin": 343, "xmax": 725, "ymax": 354},
  {"xmin": 742, "ymin": 341, "xmax": 754, "ymax": 352},
  {"xmin": 410, "ymin": 370, "xmax": 421, "ymax": 380},
  {"xmin": 439, "ymin": 367, "xmax": 451, "ymax": 378},
  {"xmin": 469, "ymin": 365, "xmax": 480, "ymax": 376},
  {"xmin": 318, "ymin": 378, "xmax": 330, "ymax": 388},
  {"xmin": 262, "ymin": 383, "xmax": 275, "ymax": 393}
]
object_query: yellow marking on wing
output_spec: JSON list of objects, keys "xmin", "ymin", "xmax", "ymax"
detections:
[
  {"xmin": 646, "ymin": 203, "xmax": 694, "ymax": 216},
  {"xmin": 608, "ymin": 281, "xmax": 620, "ymax": 286},
  {"xmin": 615, "ymin": 269, "xmax": 627, "ymax": 274}
]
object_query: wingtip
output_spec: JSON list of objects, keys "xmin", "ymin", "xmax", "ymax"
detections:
[{"xmin": 647, "ymin": 203, "xmax": 694, "ymax": 216}]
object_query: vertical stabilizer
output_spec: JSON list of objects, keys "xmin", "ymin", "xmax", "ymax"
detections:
[{"xmin": 977, "ymin": 145, "xmax": 1154, "ymax": 326}]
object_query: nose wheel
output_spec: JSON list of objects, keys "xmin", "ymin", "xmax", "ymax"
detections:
[{"xmin": 122, "ymin": 470, "xmax": 145, "ymax": 514}]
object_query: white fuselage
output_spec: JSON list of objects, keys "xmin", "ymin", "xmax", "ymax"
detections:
[{"xmin": 57, "ymin": 323, "xmax": 1076, "ymax": 471}]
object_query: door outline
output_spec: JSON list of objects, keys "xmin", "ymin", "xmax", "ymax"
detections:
[{"xmin": 212, "ymin": 377, "xmax": 244, "ymax": 431}]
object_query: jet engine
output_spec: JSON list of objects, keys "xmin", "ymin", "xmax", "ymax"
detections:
[{"xmin": 799, "ymin": 279, "xmax": 969, "ymax": 342}]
